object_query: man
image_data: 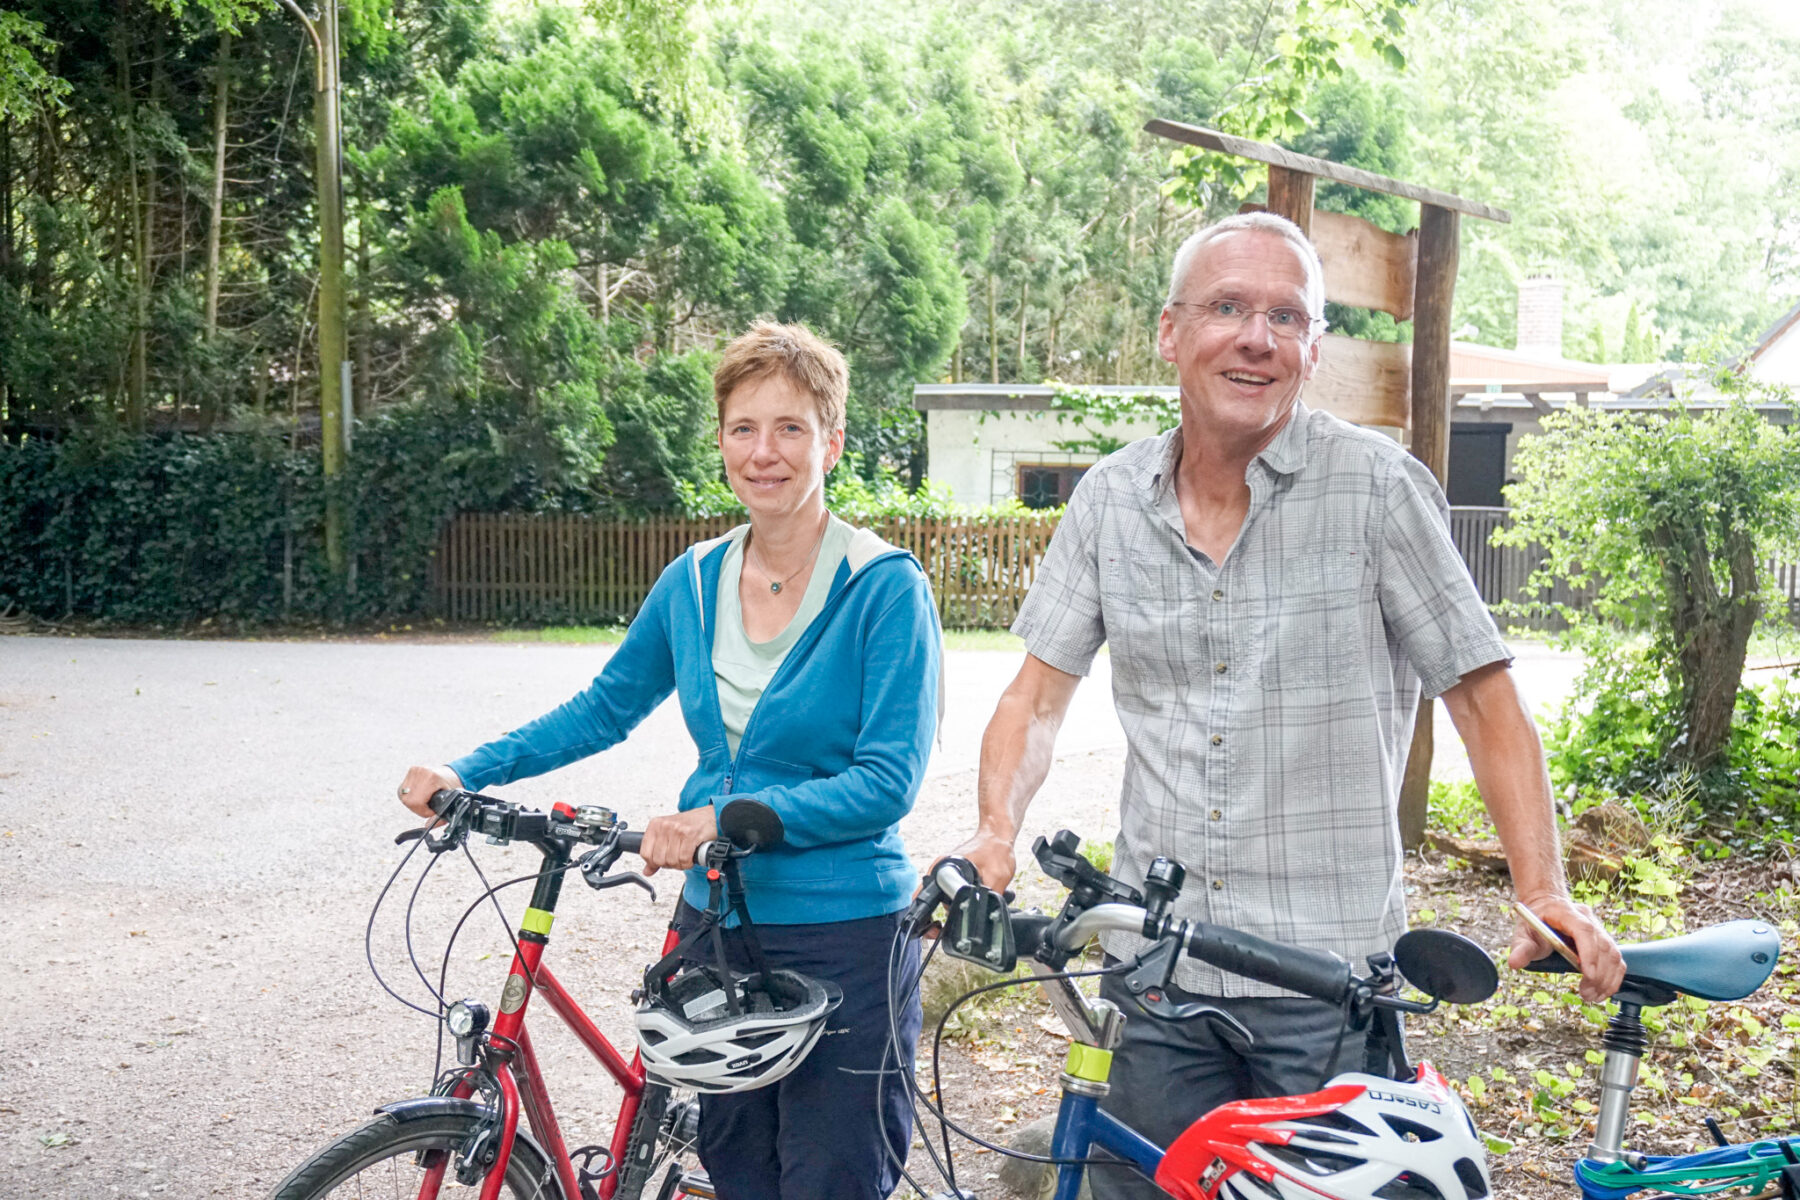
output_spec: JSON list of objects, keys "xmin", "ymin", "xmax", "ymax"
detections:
[{"xmin": 950, "ymin": 212, "xmax": 1623, "ymax": 1198}]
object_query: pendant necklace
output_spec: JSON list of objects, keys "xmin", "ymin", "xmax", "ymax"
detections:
[{"xmin": 749, "ymin": 520, "xmax": 827, "ymax": 595}]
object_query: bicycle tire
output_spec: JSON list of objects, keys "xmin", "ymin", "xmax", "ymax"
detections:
[
  {"xmin": 270, "ymin": 1109, "xmax": 565, "ymax": 1200},
  {"xmin": 612, "ymin": 1083, "xmax": 704, "ymax": 1200}
]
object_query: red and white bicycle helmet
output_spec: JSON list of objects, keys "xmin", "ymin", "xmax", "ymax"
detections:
[
  {"xmin": 635, "ymin": 967, "xmax": 842, "ymax": 1094},
  {"xmin": 1155, "ymin": 1063, "xmax": 1491, "ymax": 1200}
]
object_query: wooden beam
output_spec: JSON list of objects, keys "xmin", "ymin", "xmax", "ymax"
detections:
[
  {"xmin": 1266, "ymin": 166, "xmax": 1315, "ymax": 237},
  {"xmin": 1307, "ymin": 335, "xmax": 1412, "ymax": 428},
  {"xmin": 1147, "ymin": 119, "xmax": 1512, "ymax": 224},
  {"xmin": 1398, "ymin": 202, "xmax": 1461, "ymax": 852}
]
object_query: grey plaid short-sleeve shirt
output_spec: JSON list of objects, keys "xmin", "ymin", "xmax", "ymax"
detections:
[{"xmin": 1012, "ymin": 404, "xmax": 1511, "ymax": 995}]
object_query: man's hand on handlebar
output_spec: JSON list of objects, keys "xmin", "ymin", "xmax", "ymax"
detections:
[
  {"xmin": 946, "ymin": 825, "xmax": 1018, "ymax": 893},
  {"xmin": 397, "ymin": 764, "xmax": 463, "ymax": 820},
  {"xmin": 639, "ymin": 806, "xmax": 718, "ymax": 875}
]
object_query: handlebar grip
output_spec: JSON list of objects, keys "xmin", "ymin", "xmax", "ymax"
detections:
[
  {"xmin": 427, "ymin": 789, "xmax": 461, "ymax": 814},
  {"xmin": 609, "ymin": 831, "xmax": 716, "ymax": 865},
  {"xmin": 1188, "ymin": 925, "xmax": 1353, "ymax": 1004}
]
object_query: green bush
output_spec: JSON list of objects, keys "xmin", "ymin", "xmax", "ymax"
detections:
[
  {"xmin": 1545, "ymin": 644, "xmax": 1800, "ymax": 840},
  {"xmin": 0, "ymin": 396, "xmax": 611, "ymax": 624}
]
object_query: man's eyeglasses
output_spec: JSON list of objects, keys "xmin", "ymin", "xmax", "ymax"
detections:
[{"xmin": 1168, "ymin": 299, "xmax": 1325, "ymax": 341}]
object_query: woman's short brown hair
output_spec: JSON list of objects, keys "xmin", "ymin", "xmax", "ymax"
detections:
[{"xmin": 713, "ymin": 321, "xmax": 848, "ymax": 432}]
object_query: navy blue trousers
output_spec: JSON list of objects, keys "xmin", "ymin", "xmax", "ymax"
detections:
[{"xmin": 670, "ymin": 902, "xmax": 922, "ymax": 1200}]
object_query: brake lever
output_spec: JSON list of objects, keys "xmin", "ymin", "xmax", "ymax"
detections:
[
  {"xmin": 592, "ymin": 871, "xmax": 656, "ymax": 899},
  {"xmin": 1115, "ymin": 934, "xmax": 1254, "ymax": 1049}
]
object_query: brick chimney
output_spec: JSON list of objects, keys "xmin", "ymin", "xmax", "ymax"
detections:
[{"xmin": 1516, "ymin": 274, "xmax": 1564, "ymax": 357}]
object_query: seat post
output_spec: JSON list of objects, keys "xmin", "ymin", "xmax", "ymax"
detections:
[{"xmin": 1588, "ymin": 1001, "xmax": 1648, "ymax": 1164}]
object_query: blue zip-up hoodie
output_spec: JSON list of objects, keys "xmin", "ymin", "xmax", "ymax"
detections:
[{"xmin": 450, "ymin": 524, "xmax": 942, "ymax": 925}]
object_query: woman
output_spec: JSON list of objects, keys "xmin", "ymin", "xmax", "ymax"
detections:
[{"xmin": 397, "ymin": 320, "xmax": 939, "ymax": 1200}]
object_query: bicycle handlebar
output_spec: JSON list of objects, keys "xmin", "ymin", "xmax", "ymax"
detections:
[
  {"xmin": 1007, "ymin": 900, "xmax": 1355, "ymax": 1005},
  {"xmin": 418, "ymin": 789, "xmax": 750, "ymax": 868}
]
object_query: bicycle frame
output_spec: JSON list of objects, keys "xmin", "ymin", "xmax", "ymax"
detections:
[
  {"xmin": 1031, "ymin": 968, "xmax": 1171, "ymax": 1200},
  {"xmin": 435, "ymin": 844, "xmax": 683, "ymax": 1200}
]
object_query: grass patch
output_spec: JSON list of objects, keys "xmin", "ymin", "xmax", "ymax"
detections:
[
  {"xmin": 943, "ymin": 629, "xmax": 1025, "ymax": 651},
  {"xmin": 492, "ymin": 625, "xmax": 627, "ymax": 645}
]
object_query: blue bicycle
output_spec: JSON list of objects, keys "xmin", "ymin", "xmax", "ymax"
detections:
[{"xmin": 895, "ymin": 830, "xmax": 1794, "ymax": 1200}]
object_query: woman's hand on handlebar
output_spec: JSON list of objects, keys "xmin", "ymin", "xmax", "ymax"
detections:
[
  {"xmin": 397, "ymin": 765, "xmax": 463, "ymax": 820},
  {"xmin": 639, "ymin": 807, "xmax": 718, "ymax": 876}
]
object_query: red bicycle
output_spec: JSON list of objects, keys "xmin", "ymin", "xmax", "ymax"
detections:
[{"xmin": 270, "ymin": 789, "xmax": 786, "ymax": 1200}]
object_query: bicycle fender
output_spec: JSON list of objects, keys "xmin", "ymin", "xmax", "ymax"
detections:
[
  {"xmin": 375, "ymin": 1092, "xmax": 554, "ymax": 1160},
  {"xmin": 374, "ymin": 1096, "xmax": 498, "ymax": 1124},
  {"xmin": 372, "ymin": 1097, "xmax": 565, "ymax": 1197}
]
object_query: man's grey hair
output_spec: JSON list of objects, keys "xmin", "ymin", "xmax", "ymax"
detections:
[{"xmin": 1164, "ymin": 212, "xmax": 1326, "ymax": 320}]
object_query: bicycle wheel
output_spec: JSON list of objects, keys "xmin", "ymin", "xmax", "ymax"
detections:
[
  {"xmin": 270, "ymin": 1109, "xmax": 565, "ymax": 1200},
  {"xmin": 612, "ymin": 1083, "xmax": 706, "ymax": 1200}
]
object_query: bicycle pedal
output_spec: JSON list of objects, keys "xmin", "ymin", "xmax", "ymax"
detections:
[
  {"xmin": 569, "ymin": 1144, "xmax": 613, "ymax": 1200},
  {"xmin": 665, "ymin": 1168, "xmax": 715, "ymax": 1199}
]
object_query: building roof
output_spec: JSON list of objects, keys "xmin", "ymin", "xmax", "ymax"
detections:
[
  {"xmin": 1746, "ymin": 298, "xmax": 1800, "ymax": 370},
  {"xmin": 1448, "ymin": 341, "xmax": 1612, "ymax": 387}
]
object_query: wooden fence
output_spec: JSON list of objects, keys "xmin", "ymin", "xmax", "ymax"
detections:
[
  {"xmin": 433, "ymin": 508, "xmax": 1800, "ymax": 630},
  {"xmin": 1446, "ymin": 506, "xmax": 1800, "ymax": 631},
  {"xmin": 432, "ymin": 513, "xmax": 1062, "ymax": 627}
]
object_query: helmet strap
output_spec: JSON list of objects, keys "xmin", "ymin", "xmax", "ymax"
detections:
[{"xmin": 641, "ymin": 853, "xmax": 773, "ymax": 1020}]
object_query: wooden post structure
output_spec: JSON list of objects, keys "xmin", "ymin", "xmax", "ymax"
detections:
[
  {"xmin": 1265, "ymin": 168, "xmax": 1315, "ymax": 237},
  {"xmin": 1143, "ymin": 121, "xmax": 1509, "ymax": 850}
]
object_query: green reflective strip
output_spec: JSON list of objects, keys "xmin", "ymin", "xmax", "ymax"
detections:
[
  {"xmin": 521, "ymin": 908, "xmax": 554, "ymax": 936},
  {"xmin": 1064, "ymin": 1043, "xmax": 1113, "ymax": 1082}
]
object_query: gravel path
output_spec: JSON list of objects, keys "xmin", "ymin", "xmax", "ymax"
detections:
[{"xmin": 0, "ymin": 633, "xmax": 1577, "ymax": 1198}]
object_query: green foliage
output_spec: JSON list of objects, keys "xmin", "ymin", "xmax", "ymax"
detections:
[
  {"xmin": 1497, "ymin": 383, "xmax": 1800, "ymax": 771},
  {"xmin": 1427, "ymin": 779, "xmax": 1491, "ymax": 838},
  {"xmin": 673, "ymin": 453, "xmax": 1038, "ymax": 522},
  {"xmin": 1164, "ymin": 0, "xmax": 1417, "ymax": 208},
  {"xmin": 1035, "ymin": 383, "xmax": 1178, "ymax": 456},
  {"xmin": 1544, "ymin": 644, "xmax": 1800, "ymax": 837},
  {"xmin": 0, "ymin": 10, "xmax": 70, "ymax": 119},
  {"xmin": 0, "ymin": 397, "xmax": 613, "ymax": 623}
]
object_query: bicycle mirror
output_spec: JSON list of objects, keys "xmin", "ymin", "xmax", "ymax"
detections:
[
  {"xmin": 719, "ymin": 798, "xmax": 785, "ymax": 850},
  {"xmin": 1393, "ymin": 929, "xmax": 1499, "ymax": 1004}
]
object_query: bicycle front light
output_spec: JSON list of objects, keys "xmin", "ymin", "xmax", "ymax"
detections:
[{"xmin": 447, "ymin": 999, "xmax": 490, "ymax": 1063}]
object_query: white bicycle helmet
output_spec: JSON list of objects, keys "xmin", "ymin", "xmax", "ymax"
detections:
[
  {"xmin": 1156, "ymin": 1063, "xmax": 1491, "ymax": 1200},
  {"xmin": 635, "ymin": 966, "xmax": 842, "ymax": 1094}
]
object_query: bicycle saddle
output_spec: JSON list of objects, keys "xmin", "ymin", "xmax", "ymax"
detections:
[{"xmin": 1528, "ymin": 919, "xmax": 1780, "ymax": 1003}]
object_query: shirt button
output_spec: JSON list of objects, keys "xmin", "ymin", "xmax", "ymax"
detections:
[
  {"xmin": 1214, "ymin": 662, "xmax": 1227, "ymax": 674},
  {"xmin": 1210, "ymin": 809, "xmax": 1222, "ymax": 821},
  {"xmin": 1211, "ymin": 879, "xmax": 1224, "ymax": 890},
  {"xmin": 1210, "ymin": 734, "xmax": 1223, "ymax": 746},
  {"xmin": 1212, "ymin": 589, "xmax": 1223, "ymax": 601}
]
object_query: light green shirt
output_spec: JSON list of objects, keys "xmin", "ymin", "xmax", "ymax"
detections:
[{"xmin": 713, "ymin": 516, "xmax": 855, "ymax": 756}]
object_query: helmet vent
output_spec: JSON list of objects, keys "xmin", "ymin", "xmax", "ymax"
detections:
[
  {"xmin": 1303, "ymin": 1111, "xmax": 1379, "ymax": 1138},
  {"xmin": 1381, "ymin": 1115, "xmax": 1443, "ymax": 1143},
  {"xmin": 1453, "ymin": 1158, "xmax": 1490, "ymax": 1199},
  {"xmin": 1263, "ymin": 1144, "xmax": 1362, "ymax": 1176},
  {"xmin": 1372, "ymin": 1172, "xmax": 1447, "ymax": 1200},
  {"xmin": 1229, "ymin": 1169, "xmax": 1283, "ymax": 1198},
  {"xmin": 672, "ymin": 1047, "xmax": 727, "ymax": 1066}
]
